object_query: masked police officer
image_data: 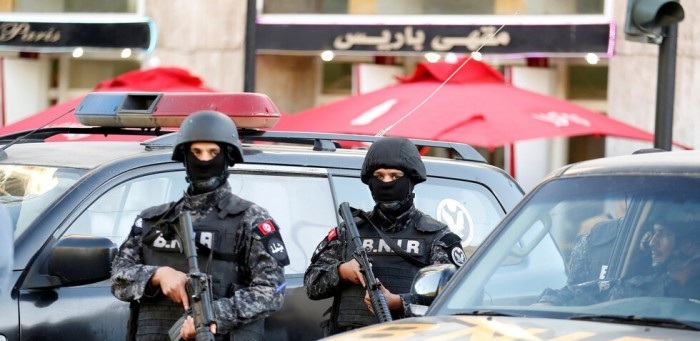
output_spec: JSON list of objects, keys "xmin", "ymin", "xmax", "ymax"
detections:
[
  {"xmin": 304, "ymin": 136, "xmax": 465, "ymax": 335},
  {"xmin": 111, "ymin": 110, "xmax": 289, "ymax": 341}
]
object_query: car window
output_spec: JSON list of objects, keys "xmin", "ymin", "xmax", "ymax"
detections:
[
  {"xmin": 65, "ymin": 171, "xmax": 186, "ymax": 244},
  {"xmin": 332, "ymin": 175, "xmax": 505, "ymax": 255},
  {"xmin": 228, "ymin": 170, "xmax": 338, "ymax": 274},
  {"xmin": 64, "ymin": 168, "xmax": 338, "ymax": 275},
  {"xmin": 433, "ymin": 175, "xmax": 700, "ymax": 325},
  {"xmin": 0, "ymin": 165, "xmax": 84, "ymax": 240}
]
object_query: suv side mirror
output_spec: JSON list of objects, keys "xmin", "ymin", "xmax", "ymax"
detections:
[
  {"xmin": 48, "ymin": 235, "xmax": 118, "ymax": 287},
  {"xmin": 409, "ymin": 263, "xmax": 456, "ymax": 316}
]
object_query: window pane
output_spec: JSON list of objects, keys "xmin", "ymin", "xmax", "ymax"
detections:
[
  {"xmin": 65, "ymin": 171, "xmax": 186, "ymax": 245},
  {"xmin": 229, "ymin": 172, "xmax": 338, "ymax": 274},
  {"xmin": 332, "ymin": 175, "xmax": 505, "ymax": 256},
  {"xmin": 0, "ymin": 165, "xmax": 84, "ymax": 240}
]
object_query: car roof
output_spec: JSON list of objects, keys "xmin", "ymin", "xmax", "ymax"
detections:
[
  {"xmin": 0, "ymin": 129, "xmax": 501, "ymax": 177},
  {"xmin": 553, "ymin": 150, "xmax": 700, "ymax": 178},
  {"xmin": 0, "ymin": 141, "xmax": 150, "ymax": 168}
]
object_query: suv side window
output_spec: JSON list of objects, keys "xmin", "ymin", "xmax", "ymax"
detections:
[
  {"xmin": 64, "ymin": 169, "xmax": 338, "ymax": 274},
  {"xmin": 332, "ymin": 176, "xmax": 505, "ymax": 255},
  {"xmin": 228, "ymin": 171, "xmax": 338, "ymax": 274},
  {"xmin": 65, "ymin": 171, "xmax": 187, "ymax": 245}
]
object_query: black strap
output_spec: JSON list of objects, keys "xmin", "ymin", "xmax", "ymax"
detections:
[
  {"xmin": 126, "ymin": 300, "xmax": 139, "ymax": 341},
  {"xmin": 357, "ymin": 210, "xmax": 429, "ymax": 268}
]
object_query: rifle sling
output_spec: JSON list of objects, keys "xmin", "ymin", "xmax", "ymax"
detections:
[{"xmin": 358, "ymin": 211, "xmax": 429, "ymax": 268}]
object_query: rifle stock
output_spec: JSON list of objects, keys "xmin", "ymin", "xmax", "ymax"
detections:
[
  {"xmin": 339, "ymin": 202, "xmax": 393, "ymax": 322},
  {"xmin": 169, "ymin": 210, "xmax": 216, "ymax": 341}
]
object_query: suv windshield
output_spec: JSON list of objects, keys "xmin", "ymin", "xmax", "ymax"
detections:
[
  {"xmin": 435, "ymin": 175, "xmax": 700, "ymax": 325},
  {"xmin": 1, "ymin": 165, "xmax": 84, "ymax": 239}
]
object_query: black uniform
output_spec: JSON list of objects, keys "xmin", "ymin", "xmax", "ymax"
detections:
[
  {"xmin": 111, "ymin": 110, "xmax": 289, "ymax": 341},
  {"xmin": 305, "ymin": 206, "xmax": 463, "ymax": 333},
  {"xmin": 111, "ymin": 183, "xmax": 289, "ymax": 340},
  {"xmin": 538, "ymin": 218, "xmax": 620, "ymax": 306},
  {"xmin": 303, "ymin": 136, "xmax": 465, "ymax": 335}
]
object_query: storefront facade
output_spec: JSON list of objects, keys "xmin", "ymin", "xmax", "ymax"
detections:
[
  {"xmin": 2, "ymin": 0, "xmax": 697, "ymax": 188},
  {"xmin": 0, "ymin": 0, "xmax": 152, "ymax": 126}
]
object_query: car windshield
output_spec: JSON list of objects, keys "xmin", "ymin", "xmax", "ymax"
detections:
[
  {"xmin": 435, "ymin": 175, "xmax": 700, "ymax": 325},
  {"xmin": 1, "ymin": 165, "xmax": 85, "ymax": 240}
]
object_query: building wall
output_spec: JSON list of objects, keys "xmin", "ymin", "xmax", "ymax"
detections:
[
  {"xmin": 607, "ymin": 0, "xmax": 699, "ymax": 154},
  {"xmin": 143, "ymin": 0, "xmax": 248, "ymax": 92},
  {"xmin": 142, "ymin": 0, "xmax": 699, "ymax": 153},
  {"xmin": 256, "ymin": 55, "xmax": 320, "ymax": 114}
]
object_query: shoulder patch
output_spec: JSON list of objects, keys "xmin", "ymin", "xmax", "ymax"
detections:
[
  {"xmin": 253, "ymin": 219, "xmax": 289, "ymax": 266},
  {"xmin": 129, "ymin": 217, "xmax": 143, "ymax": 237},
  {"xmin": 327, "ymin": 227, "xmax": 338, "ymax": 241},
  {"xmin": 256, "ymin": 220, "xmax": 277, "ymax": 236},
  {"xmin": 449, "ymin": 246, "xmax": 467, "ymax": 267},
  {"xmin": 266, "ymin": 236, "xmax": 290, "ymax": 266},
  {"xmin": 311, "ymin": 227, "xmax": 338, "ymax": 262}
]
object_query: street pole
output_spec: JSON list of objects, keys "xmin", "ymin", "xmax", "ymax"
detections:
[
  {"xmin": 654, "ymin": 23, "xmax": 678, "ymax": 150},
  {"xmin": 244, "ymin": 0, "xmax": 257, "ymax": 92}
]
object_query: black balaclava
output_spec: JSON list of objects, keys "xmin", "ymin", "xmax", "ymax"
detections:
[
  {"xmin": 184, "ymin": 143, "xmax": 230, "ymax": 194},
  {"xmin": 368, "ymin": 174, "xmax": 415, "ymax": 219}
]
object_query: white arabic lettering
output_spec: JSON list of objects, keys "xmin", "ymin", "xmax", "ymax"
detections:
[
  {"xmin": 270, "ymin": 242, "xmax": 285, "ymax": 254},
  {"xmin": 431, "ymin": 26, "xmax": 510, "ymax": 51},
  {"xmin": 333, "ymin": 26, "xmax": 426, "ymax": 51}
]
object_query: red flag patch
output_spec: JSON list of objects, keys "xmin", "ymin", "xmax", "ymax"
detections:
[
  {"xmin": 257, "ymin": 220, "xmax": 276, "ymax": 236},
  {"xmin": 327, "ymin": 227, "xmax": 337, "ymax": 241}
]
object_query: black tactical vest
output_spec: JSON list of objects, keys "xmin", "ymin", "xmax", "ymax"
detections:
[
  {"xmin": 585, "ymin": 218, "xmax": 620, "ymax": 281},
  {"xmin": 335, "ymin": 210, "xmax": 443, "ymax": 328},
  {"xmin": 137, "ymin": 193, "xmax": 254, "ymax": 340}
]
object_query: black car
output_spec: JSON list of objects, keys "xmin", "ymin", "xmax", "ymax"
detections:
[
  {"xmin": 0, "ymin": 92, "xmax": 523, "ymax": 341},
  {"xmin": 327, "ymin": 149, "xmax": 700, "ymax": 340}
]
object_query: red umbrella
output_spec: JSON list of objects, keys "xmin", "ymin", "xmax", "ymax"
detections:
[
  {"xmin": 273, "ymin": 59, "xmax": 666, "ymax": 150},
  {"xmin": 0, "ymin": 67, "xmax": 215, "ymax": 142}
]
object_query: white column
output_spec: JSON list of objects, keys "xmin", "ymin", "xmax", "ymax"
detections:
[
  {"xmin": 510, "ymin": 66, "xmax": 566, "ymax": 192},
  {"xmin": 3, "ymin": 57, "xmax": 51, "ymax": 124}
]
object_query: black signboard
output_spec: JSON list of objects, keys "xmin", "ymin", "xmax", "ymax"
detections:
[
  {"xmin": 256, "ymin": 23, "xmax": 612, "ymax": 55},
  {"xmin": 0, "ymin": 19, "xmax": 155, "ymax": 52}
]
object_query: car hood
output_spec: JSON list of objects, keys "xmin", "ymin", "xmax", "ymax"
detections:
[{"xmin": 322, "ymin": 315, "xmax": 699, "ymax": 340}]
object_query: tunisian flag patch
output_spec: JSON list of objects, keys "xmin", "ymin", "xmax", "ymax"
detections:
[
  {"xmin": 257, "ymin": 220, "xmax": 276, "ymax": 236},
  {"xmin": 327, "ymin": 227, "xmax": 337, "ymax": 241}
]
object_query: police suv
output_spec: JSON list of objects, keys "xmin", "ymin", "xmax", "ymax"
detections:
[
  {"xmin": 326, "ymin": 150, "xmax": 700, "ymax": 340},
  {"xmin": 0, "ymin": 92, "xmax": 523, "ymax": 341}
]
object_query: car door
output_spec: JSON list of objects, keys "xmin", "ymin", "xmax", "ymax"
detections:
[
  {"xmin": 15, "ymin": 165, "xmax": 186, "ymax": 341},
  {"xmin": 227, "ymin": 164, "xmax": 339, "ymax": 341}
]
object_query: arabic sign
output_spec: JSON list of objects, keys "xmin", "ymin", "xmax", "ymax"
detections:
[
  {"xmin": 256, "ymin": 23, "xmax": 612, "ymax": 55},
  {"xmin": 0, "ymin": 19, "xmax": 155, "ymax": 52}
]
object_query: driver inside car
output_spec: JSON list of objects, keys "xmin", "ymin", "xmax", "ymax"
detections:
[{"xmin": 607, "ymin": 219, "xmax": 700, "ymax": 300}]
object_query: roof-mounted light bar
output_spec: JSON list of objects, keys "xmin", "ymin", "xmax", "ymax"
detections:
[{"xmin": 75, "ymin": 92, "xmax": 281, "ymax": 129}]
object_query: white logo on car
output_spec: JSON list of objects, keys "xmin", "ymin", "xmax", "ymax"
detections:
[{"xmin": 436, "ymin": 198, "xmax": 474, "ymax": 247}]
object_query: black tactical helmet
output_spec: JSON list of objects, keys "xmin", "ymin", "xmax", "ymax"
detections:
[
  {"xmin": 171, "ymin": 110, "xmax": 244, "ymax": 165},
  {"xmin": 360, "ymin": 136, "xmax": 427, "ymax": 184}
]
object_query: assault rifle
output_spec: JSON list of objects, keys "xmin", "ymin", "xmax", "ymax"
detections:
[
  {"xmin": 168, "ymin": 210, "xmax": 216, "ymax": 341},
  {"xmin": 338, "ymin": 202, "xmax": 393, "ymax": 322}
]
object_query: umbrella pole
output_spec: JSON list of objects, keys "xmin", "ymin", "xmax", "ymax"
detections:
[{"xmin": 508, "ymin": 143, "xmax": 516, "ymax": 179}]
